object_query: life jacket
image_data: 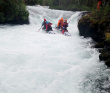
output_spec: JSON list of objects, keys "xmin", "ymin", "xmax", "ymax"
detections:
[
  {"xmin": 57, "ymin": 20, "xmax": 61, "ymax": 26},
  {"xmin": 46, "ymin": 22, "xmax": 52, "ymax": 31},
  {"xmin": 63, "ymin": 22, "xmax": 68, "ymax": 29},
  {"xmin": 62, "ymin": 22, "xmax": 68, "ymax": 34},
  {"xmin": 57, "ymin": 19, "xmax": 64, "ymax": 27}
]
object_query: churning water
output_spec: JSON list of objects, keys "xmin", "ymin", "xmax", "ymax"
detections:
[{"xmin": 0, "ymin": 5, "xmax": 110, "ymax": 93}]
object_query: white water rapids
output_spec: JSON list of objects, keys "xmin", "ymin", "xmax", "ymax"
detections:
[{"xmin": 0, "ymin": 5, "xmax": 110, "ymax": 93}]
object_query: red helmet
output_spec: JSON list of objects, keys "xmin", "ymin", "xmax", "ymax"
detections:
[{"xmin": 44, "ymin": 18, "xmax": 46, "ymax": 21}]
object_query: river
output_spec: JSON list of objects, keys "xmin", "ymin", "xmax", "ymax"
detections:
[{"xmin": 0, "ymin": 5, "xmax": 110, "ymax": 93}]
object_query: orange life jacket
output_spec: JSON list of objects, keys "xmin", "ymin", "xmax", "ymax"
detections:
[{"xmin": 57, "ymin": 20, "xmax": 63, "ymax": 27}]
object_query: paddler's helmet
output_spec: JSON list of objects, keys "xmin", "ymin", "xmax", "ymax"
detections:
[
  {"xmin": 65, "ymin": 19, "xmax": 67, "ymax": 22},
  {"xmin": 61, "ymin": 18, "xmax": 63, "ymax": 21},
  {"xmin": 44, "ymin": 18, "xmax": 46, "ymax": 21}
]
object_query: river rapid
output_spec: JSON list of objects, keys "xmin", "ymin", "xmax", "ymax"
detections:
[{"xmin": 0, "ymin": 5, "xmax": 110, "ymax": 93}]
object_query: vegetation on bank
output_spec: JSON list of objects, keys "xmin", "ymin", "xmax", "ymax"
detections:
[
  {"xmin": 0, "ymin": 0, "xmax": 98, "ymax": 25},
  {"xmin": 0, "ymin": 0, "xmax": 109, "ymax": 25},
  {"xmin": 26, "ymin": 0, "xmax": 97, "ymax": 11},
  {"xmin": 79, "ymin": 5, "xmax": 110, "ymax": 40},
  {"xmin": 0, "ymin": 0, "xmax": 29, "ymax": 24},
  {"xmin": 78, "ymin": 5, "xmax": 110, "ymax": 67}
]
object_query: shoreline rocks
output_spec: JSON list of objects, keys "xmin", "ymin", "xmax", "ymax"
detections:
[{"xmin": 78, "ymin": 10, "xmax": 110, "ymax": 67}]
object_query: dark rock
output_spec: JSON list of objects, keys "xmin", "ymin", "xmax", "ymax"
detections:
[
  {"xmin": 105, "ymin": 58, "xmax": 110, "ymax": 67},
  {"xmin": 78, "ymin": 12, "xmax": 91, "ymax": 18},
  {"xmin": 78, "ymin": 10, "xmax": 110, "ymax": 67},
  {"xmin": 99, "ymin": 52, "xmax": 110, "ymax": 61},
  {"xmin": 99, "ymin": 49, "xmax": 108, "ymax": 53},
  {"xmin": 95, "ymin": 42, "xmax": 105, "ymax": 48}
]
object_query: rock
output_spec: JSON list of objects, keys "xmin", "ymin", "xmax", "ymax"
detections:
[
  {"xmin": 95, "ymin": 42, "xmax": 105, "ymax": 48},
  {"xmin": 105, "ymin": 58, "xmax": 110, "ymax": 67},
  {"xmin": 78, "ymin": 9, "xmax": 110, "ymax": 67},
  {"xmin": 99, "ymin": 52, "xmax": 110, "ymax": 61}
]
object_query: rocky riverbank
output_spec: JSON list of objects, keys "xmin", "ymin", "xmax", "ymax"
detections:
[{"xmin": 78, "ymin": 6, "xmax": 110, "ymax": 67}]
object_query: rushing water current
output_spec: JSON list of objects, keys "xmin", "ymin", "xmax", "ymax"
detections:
[{"xmin": 0, "ymin": 5, "xmax": 110, "ymax": 93}]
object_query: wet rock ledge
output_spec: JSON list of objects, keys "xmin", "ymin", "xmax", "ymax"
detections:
[{"xmin": 78, "ymin": 8, "xmax": 110, "ymax": 67}]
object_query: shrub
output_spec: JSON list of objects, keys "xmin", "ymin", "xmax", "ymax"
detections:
[
  {"xmin": 0, "ymin": 0, "xmax": 29, "ymax": 24},
  {"xmin": 105, "ymin": 33, "xmax": 110, "ymax": 42}
]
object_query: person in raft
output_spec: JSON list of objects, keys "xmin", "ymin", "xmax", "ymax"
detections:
[
  {"xmin": 42, "ymin": 18, "xmax": 47, "ymax": 29},
  {"xmin": 57, "ymin": 18, "xmax": 64, "ymax": 29},
  {"xmin": 46, "ymin": 22, "xmax": 53, "ymax": 32},
  {"xmin": 62, "ymin": 19, "xmax": 68, "ymax": 34}
]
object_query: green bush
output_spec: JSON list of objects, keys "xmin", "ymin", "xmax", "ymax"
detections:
[
  {"xmin": 0, "ymin": 0, "xmax": 29, "ymax": 24},
  {"xmin": 0, "ymin": 12, "xmax": 5, "ymax": 22}
]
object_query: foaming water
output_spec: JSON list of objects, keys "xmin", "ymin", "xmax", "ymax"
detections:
[{"xmin": 0, "ymin": 5, "xmax": 110, "ymax": 93}]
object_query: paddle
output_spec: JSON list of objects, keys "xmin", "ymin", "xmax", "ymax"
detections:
[{"xmin": 37, "ymin": 26, "xmax": 42, "ymax": 32}]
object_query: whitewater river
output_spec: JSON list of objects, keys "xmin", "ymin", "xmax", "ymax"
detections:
[{"xmin": 0, "ymin": 5, "xmax": 110, "ymax": 93}]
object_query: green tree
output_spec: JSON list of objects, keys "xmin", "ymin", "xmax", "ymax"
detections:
[{"xmin": 0, "ymin": 0, "xmax": 29, "ymax": 24}]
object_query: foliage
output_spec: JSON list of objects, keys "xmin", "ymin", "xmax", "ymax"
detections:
[
  {"xmin": 25, "ymin": 0, "xmax": 98, "ymax": 11},
  {"xmin": 26, "ymin": 0, "xmax": 42, "ymax": 5},
  {"xmin": 0, "ymin": 0, "xmax": 29, "ymax": 24},
  {"xmin": 105, "ymin": 33, "xmax": 110, "ymax": 42},
  {"xmin": 79, "ymin": 5, "xmax": 110, "ymax": 26}
]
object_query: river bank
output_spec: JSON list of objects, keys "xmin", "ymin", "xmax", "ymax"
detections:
[{"xmin": 78, "ymin": 6, "xmax": 110, "ymax": 67}]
